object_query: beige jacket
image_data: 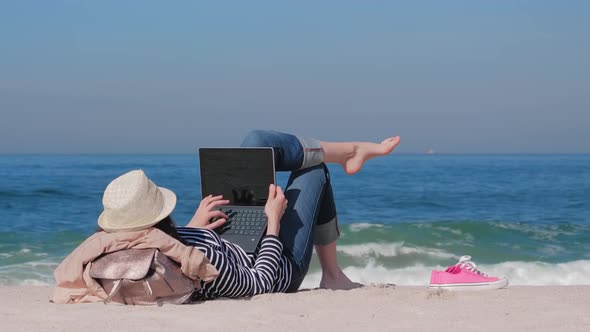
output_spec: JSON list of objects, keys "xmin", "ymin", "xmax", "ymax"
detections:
[{"xmin": 51, "ymin": 228, "xmax": 218, "ymax": 304}]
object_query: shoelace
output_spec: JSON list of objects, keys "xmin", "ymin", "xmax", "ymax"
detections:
[{"xmin": 457, "ymin": 255, "xmax": 489, "ymax": 277}]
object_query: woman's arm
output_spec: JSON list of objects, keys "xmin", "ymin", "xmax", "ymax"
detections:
[
  {"xmin": 211, "ymin": 235, "xmax": 284, "ymax": 296},
  {"xmin": 177, "ymin": 228, "xmax": 286, "ymax": 297},
  {"xmin": 179, "ymin": 184, "xmax": 289, "ymax": 297}
]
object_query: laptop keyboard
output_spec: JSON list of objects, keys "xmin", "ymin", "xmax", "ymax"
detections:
[{"xmin": 217, "ymin": 208, "xmax": 267, "ymax": 235}]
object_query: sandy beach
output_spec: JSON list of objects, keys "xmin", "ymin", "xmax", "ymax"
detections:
[{"xmin": 2, "ymin": 285, "xmax": 588, "ymax": 331}]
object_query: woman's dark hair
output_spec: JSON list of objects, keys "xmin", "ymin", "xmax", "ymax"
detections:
[{"xmin": 154, "ymin": 216, "xmax": 186, "ymax": 244}]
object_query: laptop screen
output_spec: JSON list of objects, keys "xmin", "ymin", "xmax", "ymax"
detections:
[{"xmin": 199, "ymin": 148, "xmax": 275, "ymax": 207}]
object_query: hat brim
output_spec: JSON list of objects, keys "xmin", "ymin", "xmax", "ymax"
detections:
[{"xmin": 98, "ymin": 186, "xmax": 177, "ymax": 232}]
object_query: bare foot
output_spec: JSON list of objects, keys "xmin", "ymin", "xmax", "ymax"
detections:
[
  {"xmin": 342, "ymin": 136, "xmax": 401, "ymax": 175},
  {"xmin": 321, "ymin": 136, "xmax": 401, "ymax": 175},
  {"xmin": 320, "ymin": 270, "xmax": 364, "ymax": 291},
  {"xmin": 344, "ymin": 136, "xmax": 400, "ymax": 174}
]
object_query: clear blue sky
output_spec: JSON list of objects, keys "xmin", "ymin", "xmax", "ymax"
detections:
[{"xmin": 1, "ymin": 1, "xmax": 589, "ymax": 153}]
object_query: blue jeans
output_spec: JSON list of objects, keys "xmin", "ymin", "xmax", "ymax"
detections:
[{"xmin": 241, "ymin": 130, "xmax": 339, "ymax": 292}]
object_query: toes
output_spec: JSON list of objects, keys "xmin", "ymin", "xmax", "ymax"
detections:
[
  {"xmin": 382, "ymin": 136, "xmax": 400, "ymax": 149},
  {"xmin": 382, "ymin": 136, "xmax": 400, "ymax": 144}
]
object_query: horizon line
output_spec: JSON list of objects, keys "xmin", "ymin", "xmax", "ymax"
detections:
[{"xmin": 1, "ymin": 152, "xmax": 589, "ymax": 156}]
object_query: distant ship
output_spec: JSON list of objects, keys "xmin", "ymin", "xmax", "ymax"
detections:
[{"xmin": 425, "ymin": 148, "xmax": 435, "ymax": 155}]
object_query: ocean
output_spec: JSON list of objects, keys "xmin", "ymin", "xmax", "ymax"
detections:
[{"xmin": 1, "ymin": 154, "xmax": 589, "ymax": 288}]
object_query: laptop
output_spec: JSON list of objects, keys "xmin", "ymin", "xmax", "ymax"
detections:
[{"xmin": 198, "ymin": 147, "xmax": 275, "ymax": 254}]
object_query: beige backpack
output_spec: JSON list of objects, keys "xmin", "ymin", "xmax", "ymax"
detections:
[{"xmin": 89, "ymin": 248, "xmax": 195, "ymax": 305}]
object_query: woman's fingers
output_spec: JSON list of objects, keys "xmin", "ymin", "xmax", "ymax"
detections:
[
  {"xmin": 205, "ymin": 210, "xmax": 228, "ymax": 229},
  {"xmin": 205, "ymin": 194, "xmax": 223, "ymax": 204},
  {"xmin": 203, "ymin": 194, "xmax": 223, "ymax": 202},
  {"xmin": 275, "ymin": 186, "xmax": 286, "ymax": 208},
  {"xmin": 208, "ymin": 198, "xmax": 230, "ymax": 209},
  {"xmin": 268, "ymin": 184, "xmax": 276, "ymax": 200},
  {"xmin": 199, "ymin": 194, "xmax": 214, "ymax": 207},
  {"xmin": 199, "ymin": 194, "xmax": 210, "ymax": 207},
  {"xmin": 209, "ymin": 209, "xmax": 229, "ymax": 220},
  {"xmin": 206, "ymin": 218, "xmax": 227, "ymax": 230},
  {"xmin": 276, "ymin": 185, "xmax": 284, "ymax": 199}
]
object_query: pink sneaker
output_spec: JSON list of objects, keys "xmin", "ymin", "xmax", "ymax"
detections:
[{"xmin": 429, "ymin": 255, "xmax": 508, "ymax": 290}]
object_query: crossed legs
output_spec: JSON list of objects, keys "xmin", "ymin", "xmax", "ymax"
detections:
[
  {"xmin": 241, "ymin": 130, "xmax": 400, "ymax": 290},
  {"xmin": 317, "ymin": 136, "xmax": 400, "ymax": 289}
]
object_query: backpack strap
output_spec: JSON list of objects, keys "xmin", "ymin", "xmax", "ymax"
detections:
[{"xmin": 103, "ymin": 279, "xmax": 123, "ymax": 304}]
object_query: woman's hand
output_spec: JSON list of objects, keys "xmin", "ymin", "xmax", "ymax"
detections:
[
  {"xmin": 186, "ymin": 195, "xmax": 230, "ymax": 229},
  {"xmin": 264, "ymin": 184, "xmax": 287, "ymax": 236}
]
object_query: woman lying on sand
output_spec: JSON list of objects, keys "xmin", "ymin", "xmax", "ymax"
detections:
[{"xmin": 53, "ymin": 130, "xmax": 400, "ymax": 303}]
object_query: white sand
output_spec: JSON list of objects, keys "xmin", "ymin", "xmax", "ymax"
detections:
[{"xmin": 2, "ymin": 286, "xmax": 589, "ymax": 331}]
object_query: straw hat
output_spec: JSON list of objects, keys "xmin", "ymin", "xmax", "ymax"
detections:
[{"xmin": 98, "ymin": 170, "xmax": 177, "ymax": 232}]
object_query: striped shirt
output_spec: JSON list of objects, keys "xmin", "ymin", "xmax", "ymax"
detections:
[{"xmin": 176, "ymin": 227, "xmax": 292, "ymax": 299}]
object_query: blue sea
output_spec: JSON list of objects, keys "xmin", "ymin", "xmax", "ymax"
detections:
[{"xmin": 1, "ymin": 154, "xmax": 589, "ymax": 287}]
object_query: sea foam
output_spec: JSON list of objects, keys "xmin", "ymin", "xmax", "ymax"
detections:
[
  {"xmin": 300, "ymin": 260, "xmax": 590, "ymax": 289},
  {"xmin": 337, "ymin": 242, "xmax": 456, "ymax": 259}
]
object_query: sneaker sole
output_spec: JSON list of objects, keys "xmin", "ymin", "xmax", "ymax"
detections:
[{"xmin": 429, "ymin": 277, "xmax": 509, "ymax": 291}]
